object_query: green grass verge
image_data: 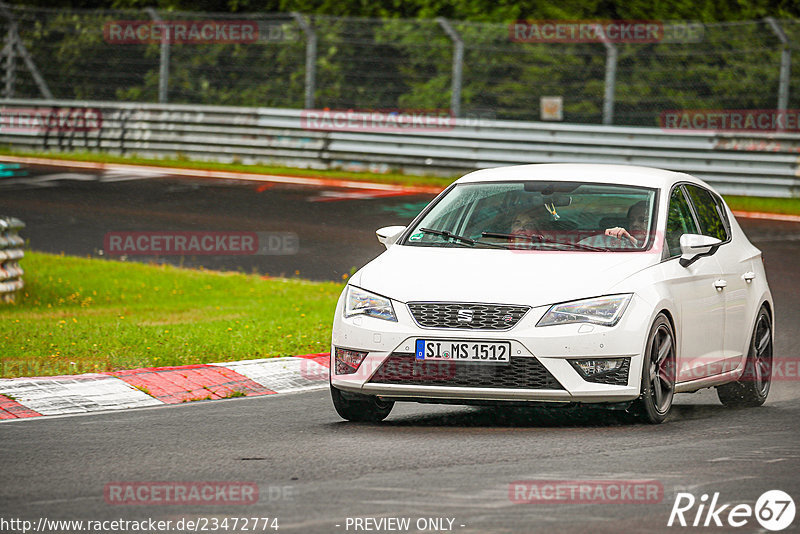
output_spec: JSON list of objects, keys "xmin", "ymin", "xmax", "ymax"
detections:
[
  {"xmin": 722, "ymin": 195, "xmax": 800, "ymax": 216},
  {"xmin": 0, "ymin": 147, "xmax": 457, "ymax": 189},
  {"xmin": 0, "ymin": 251, "xmax": 342, "ymax": 378}
]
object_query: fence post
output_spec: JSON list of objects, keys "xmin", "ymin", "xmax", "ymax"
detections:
[
  {"xmin": 146, "ymin": 8, "xmax": 169, "ymax": 104},
  {"xmin": 765, "ymin": 17, "xmax": 791, "ymax": 114},
  {"xmin": 2, "ymin": 25, "xmax": 15, "ymax": 98},
  {"xmin": 601, "ymin": 39, "xmax": 617, "ymax": 125},
  {"xmin": 0, "ymin": 2, "xmax": 52, "ymax": 99},
  {"xmin": 292, "ymin": 12, "xmax": 317, "ymax": 109},
  {"xmin": 436, "ymin": 17, "xmax": 463, "ymax": 118}
]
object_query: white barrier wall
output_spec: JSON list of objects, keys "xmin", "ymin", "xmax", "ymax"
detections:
[{"xmin": 0, "ymin": 100, "xmax": 798, "ymax": 197}]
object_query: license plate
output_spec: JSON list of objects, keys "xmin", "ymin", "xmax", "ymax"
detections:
[{"xmin": 415, "ymin": 339, "xmax": 510, "ymax": 363}]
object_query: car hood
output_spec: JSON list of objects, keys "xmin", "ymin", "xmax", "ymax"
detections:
[{"xmin": 355, "ymin": 245, "xmax": 658, "ymax": 306}]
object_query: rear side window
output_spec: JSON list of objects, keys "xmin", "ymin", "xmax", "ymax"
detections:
[
  {"xmin": 685, "ymin": 185, "xmax": 729, "ymax": 242},
  {"xmin": 666, "ymin": 187, "xmax": 699, "ymax": 257}
]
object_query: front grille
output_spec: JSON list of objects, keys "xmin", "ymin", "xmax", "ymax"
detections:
[
  {"xmin": 407, "ymin": 302, "xmax": 530, "ymax": 330},
  {"xmin": 583, "ymin": 358, "xmax": 630, "ymax": 386},
  {"xmin": 368, "ymin": 353, "xmax": 564, "ymax": 390}
]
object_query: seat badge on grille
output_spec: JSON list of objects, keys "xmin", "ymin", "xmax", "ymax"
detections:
[{"xmin": 457, "ymin": 309, "xmax": 474, "ymax": 323}]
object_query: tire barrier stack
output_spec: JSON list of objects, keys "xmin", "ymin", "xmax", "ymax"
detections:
[{"xmin": 0, "ymin": 217, "xmax": 25, "ymax": 303}]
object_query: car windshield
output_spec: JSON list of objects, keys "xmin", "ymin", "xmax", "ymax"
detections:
[{"xmin": 403, "ymin": 180, "xmax": 658, "ymax": 251}]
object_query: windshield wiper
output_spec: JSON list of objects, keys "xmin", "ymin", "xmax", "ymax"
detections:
[
  {"xmin": 481, "ymin": 231, "xmax": 609, "ymax": 252},
  {"xmin": 482, "ymin": 231, "xmax": 544, "ymax": 242},
  {"xmin": 419, "ymin": 228, "xmax": 508, "ymax": 249}
]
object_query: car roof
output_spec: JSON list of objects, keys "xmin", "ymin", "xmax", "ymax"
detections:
[{"xmin": 456, "ymin": 163, "xmax": 711, "ymax": 191}]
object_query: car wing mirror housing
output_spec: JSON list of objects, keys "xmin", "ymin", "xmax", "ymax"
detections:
[
  {"xmin": 679, "ymin": 233, "xmax": 722, "ymax": 267},
  {"xmin": 376, "ymin": 225, "xmax": 406, "ymax": 249}
]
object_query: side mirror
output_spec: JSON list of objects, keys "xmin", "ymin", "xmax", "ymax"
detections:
[
  {"xmin": 376, "ymin": 225, "xmax": 406, "ymax": 249},
  {"xmin": 679, "ymin": 234, "xmax": 721, "ymax": 267}
]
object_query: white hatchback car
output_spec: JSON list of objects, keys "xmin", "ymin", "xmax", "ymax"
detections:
[{"xmin": 330, "ymin": 164, "xmax": 774, "ymax": 423}]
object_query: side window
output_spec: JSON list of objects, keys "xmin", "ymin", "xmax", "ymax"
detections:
[
  {"xmin": 711, "ymin": 193, "xmax": 731, "ymax": 235},
  {"xmin": 666, "ymin": 187, "xmax": 699, "ymax": 257},
  {"xmin": 685, "ymin": 185, "xmax": 729, "ymax": 242}
]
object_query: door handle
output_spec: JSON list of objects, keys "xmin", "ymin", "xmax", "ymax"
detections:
[
  {"xmin": 714, "ymin": 279, "xmax": 728, "ymax": 290},
  {"xmin": 742, "ymin": 271, "xmax": 756, "ymax": 283}
]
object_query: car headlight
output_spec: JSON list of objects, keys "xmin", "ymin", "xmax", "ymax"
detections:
[
  {"xmin": 536, "ymin": 294, "xmax": 632, "ymax": 327},
  {"xmin": 344, "ymin": 286, "xmax": 397, "ymax": 322}
]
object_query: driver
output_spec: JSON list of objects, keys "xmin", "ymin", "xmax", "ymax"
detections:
[
  {"xmin": 510, "ymin": 212, "xmax": 542, "ymax": 236},
  {"xmin": 509, "ymin": 209, "xmax": 549, "ymax": 245},
  {"xmin": 604, "ymin": 201, "xmax": 648, "ymax": 247}
]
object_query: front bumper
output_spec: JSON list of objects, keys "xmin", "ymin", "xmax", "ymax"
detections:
[{"xmin": 330, "ymin": 292, "xmax": 649, "ymax": 405}]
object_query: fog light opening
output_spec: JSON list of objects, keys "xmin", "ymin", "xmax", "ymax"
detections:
[
  {"xmin": 570, "ymin": 358, "xmax": 625, "ymax": 377},
  {"xmin": 335, "ymin": 347, "xmax": 368, "ymax": 375}
]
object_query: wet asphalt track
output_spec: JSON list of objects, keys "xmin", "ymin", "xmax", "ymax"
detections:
[
  {"xmin": 1, "ymin": 164, "xmax": 799, "ymax": 533},
  {"xmin": 0, "ymin": 164, "xmax": 432, "ymax": 281}
]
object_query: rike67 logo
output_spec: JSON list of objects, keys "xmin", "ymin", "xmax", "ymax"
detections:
[{"xmin": 668, "ymin": 490, "xmax": 795, "ymax": 531}]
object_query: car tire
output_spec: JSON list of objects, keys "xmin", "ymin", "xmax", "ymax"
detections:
[
  {"xmin": 717, "ymin": 307, "xmax": 772, "ymax": 408},
  {"xmin": 330, "ymin": 385, "xmax": 394, "ymax": 422},
  {"xmin": 630, "ymin": 313, "xmax": 676, "ymax": 424}
]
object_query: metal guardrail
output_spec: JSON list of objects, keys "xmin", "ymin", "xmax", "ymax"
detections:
[
  {"xmin": 0, "ymin": 216, "xmax": 24, "ymax": 303},
  {"xmin": 0, "ymin": 99, "xmax": 799, "ymax": 197}
]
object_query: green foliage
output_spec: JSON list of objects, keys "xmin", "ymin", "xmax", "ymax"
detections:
[
  {"xmin": 10, "ymin": 0, "xmax": 796, "ymax": 20},
  {"xmin": 5, "ymin": 3, "xmax": 800, "ymax": 125}
]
